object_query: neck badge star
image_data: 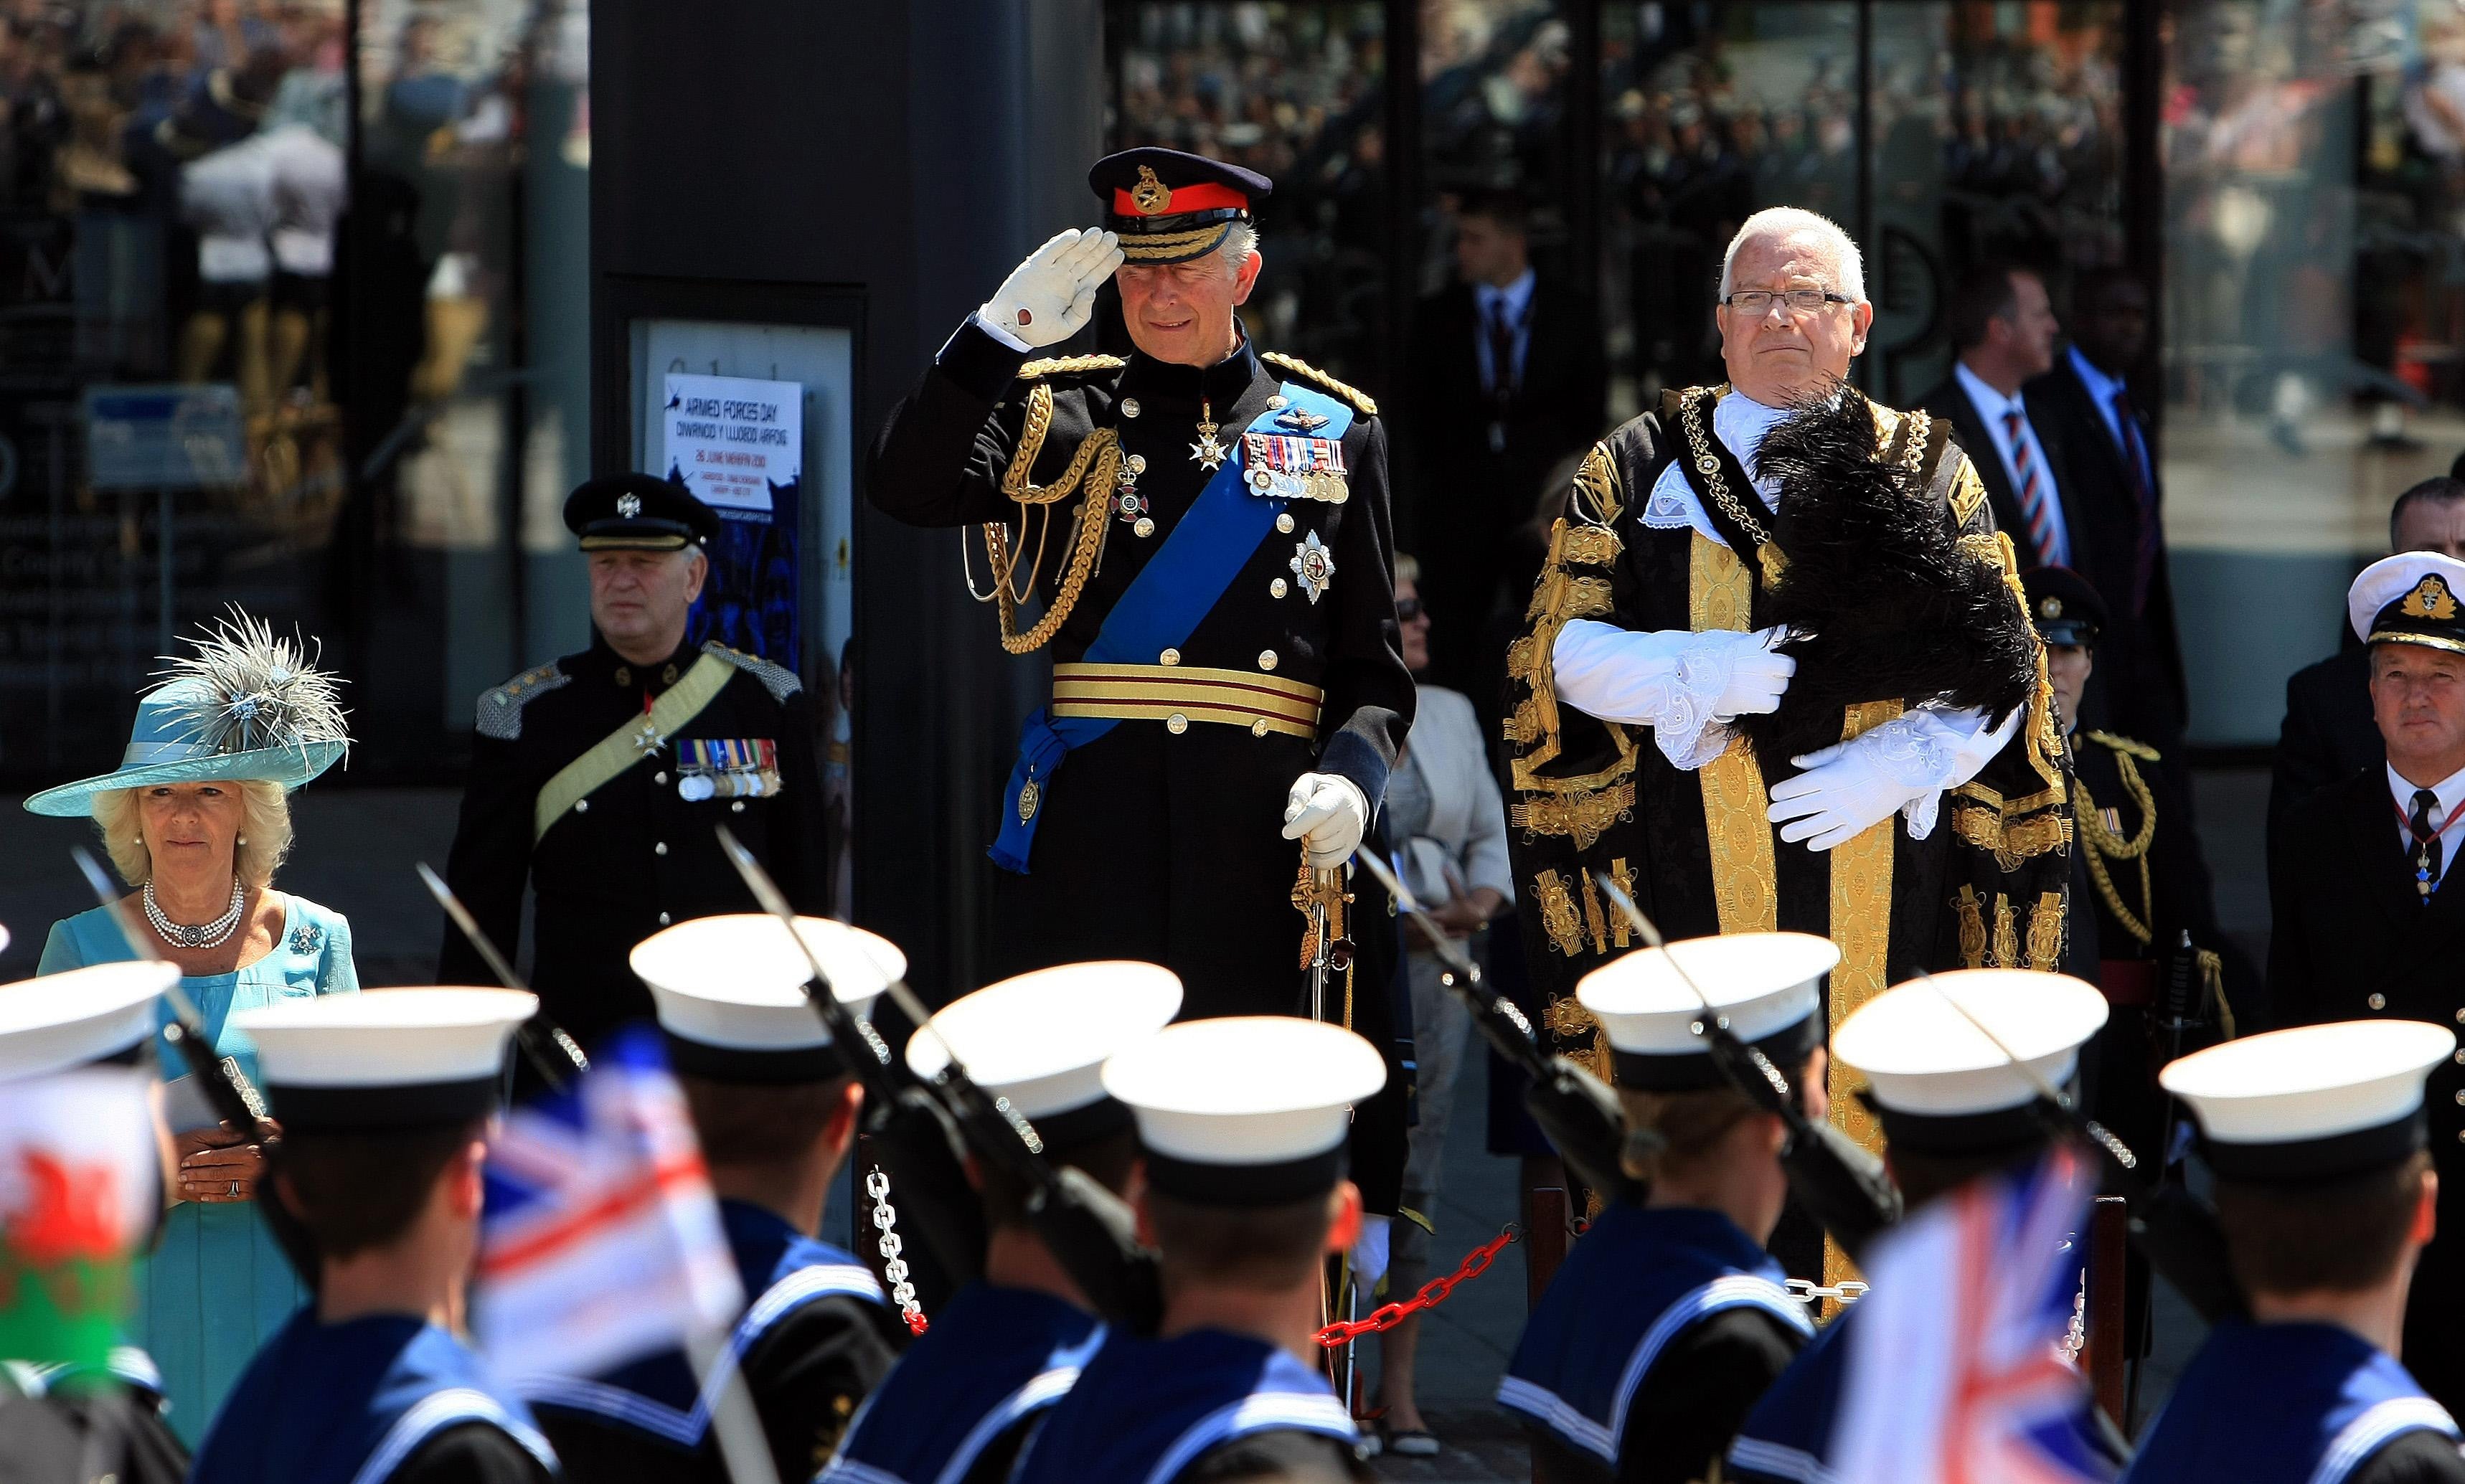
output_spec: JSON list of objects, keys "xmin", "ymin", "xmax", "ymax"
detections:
[{"xmin": 1190, "ymin": 400, "xmax": 1230, "ymax": 473}]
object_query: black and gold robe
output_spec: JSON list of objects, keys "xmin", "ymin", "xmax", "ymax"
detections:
[{"xmin": 1503, "ymin": 385, "xmax": 2075, "ymax": 1278}]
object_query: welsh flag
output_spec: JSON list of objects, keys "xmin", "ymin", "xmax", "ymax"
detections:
[{"xmin": 0, "ymin": 1067, "xmax": 159, "ymax": 1374}]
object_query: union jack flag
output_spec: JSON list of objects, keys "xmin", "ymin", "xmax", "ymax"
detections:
[
  {"xmin": 471, "ymin": 1027, "xmax": 743, "ymax": 1385},
  {"xmin": 1829, "ymin": 1143, "xmax": 2115, "ymax": 1484}
]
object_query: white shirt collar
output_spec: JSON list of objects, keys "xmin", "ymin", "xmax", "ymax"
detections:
[
  {"xmin": 1953, "ymin": 359, "xmax": 2026, "ymax": 422},
  {"xmin": 1476, "ymin": 267, "xmax": 1537, "ymax": 322},
  {"xmin": 2388, "ymin": 759, "xmax": 2465, "ymax": 827}
]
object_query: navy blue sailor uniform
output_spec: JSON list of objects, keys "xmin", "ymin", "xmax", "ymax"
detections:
[
  {"xmin": 1499, "ymin": 1204, "xmax": 1813, "ymax": 1484},
  {"xmin": 819, "ymin": 1282, "xmax": 1103, "ymax": 1484},
  {"xmin": 438, "ymin": 632, "xmax": 829, "ymax": 1060},
  {"xmin": 2126, "ymin": 1322, "xmax": 2465, "ymax": 1484},
  {"xmin": 1009, "ymin": 1328, "xmax": 1364, "ymax": 1484},
  {"xmin": 523, "ymin": 1198, "xmax": 902, "ymax": 1484},
  {"xmin": 189, "ymin": 1314, "xmax": 557, "ymax": 1484},
  {"xmin": 868, "ymin": 320, "xmax": 1411, "ymax": 1021}
]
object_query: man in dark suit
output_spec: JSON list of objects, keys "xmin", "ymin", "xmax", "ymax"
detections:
[
  {"xmin": 1920, "ymin": 262, "xmax": 2091, "ymax": 576},
  {"xmin": 2269, "ymin": 477, "xmax": 2465, "ymax": 867},
  {"xmin": 1409, "ymin": 186, "xmax": 1605, "ymax": 691},
  {"xmin": 2271, "ymin": 549, "xmax": 2465, "ymax": 1415},
  {"xmin": 2026, "ymin": 270, "xmax": 2190, "ymax": 757}
]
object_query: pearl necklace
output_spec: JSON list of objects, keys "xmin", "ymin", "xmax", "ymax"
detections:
[{"xmin": 143, "ymin": 879, "xmax": 246, "ymax": 950}]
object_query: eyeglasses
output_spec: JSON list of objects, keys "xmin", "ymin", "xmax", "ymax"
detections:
[
  {"xmin": 1394, "ymin": 597, "xmax": 1425, "ymax": 621},
  {"xmin": 1720, "ymin": 289, "xmax": 1854, "ymax": 316}
]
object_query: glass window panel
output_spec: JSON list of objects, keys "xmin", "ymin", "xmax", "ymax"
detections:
[
  {"xmin": 1111, "ymin": 2, "xmax": 1390, "ymax": 384},
  {"xmin": 1598, "ymin": 3, "xmax": 1859, "ymax": 418},
  {"xmin": 1422, "ymin": 0, "xmax": 1571, "ymax": 287},
  {"xmin": 1867, "ymin": 3, "xmax": 2126, "ymax": 404},
  {"xmin": 2160, "ymin": 1, "xmax": 2435, "ymax": 745}
]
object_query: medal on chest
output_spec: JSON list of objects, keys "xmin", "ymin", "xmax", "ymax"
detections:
[
  {"xmin": 1189, "ymin": 398, "xmax": 1230, "ymax": 472},
  {"xmin": 1290, "ymin": 529, "xmax": 1335, "ymax": 604},
  {"xmin": 1243, "ymin": 430, "xmax": 1349, "ymax": 504}
]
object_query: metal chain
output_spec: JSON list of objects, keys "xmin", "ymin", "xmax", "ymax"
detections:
[
  {"xmin": 1784, "ymin": 1278, "xmax": 1870, "ymax": 1308},
  {"xmin": 864, "ymin": 1168, "xmax": 927, "ymax": 1336},
  {"xmin": 1314, "ymin": 1224, "xmax": 1519, "ymax": 1347}
]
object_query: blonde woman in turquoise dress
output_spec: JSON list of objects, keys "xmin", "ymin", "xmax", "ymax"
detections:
[{"xmin": 25, "ymin": 611, "xmax": 355, "ymax": 1446}]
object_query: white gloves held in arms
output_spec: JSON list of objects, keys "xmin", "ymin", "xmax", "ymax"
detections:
[
  {"xmin": 1705, "ymin": 626, "xmax": 1796, "ymax": 721},
  {"xmin": 979, "ymin": 228, "xmax": 1126, "ymax": 349},
  {"xmin": 1282, "ymin": 772, "xmax": 1370, "ymax": 871},
  {"xmin": 1766, "ymin": 715, "xmax": 1957, "ymax": 853}
]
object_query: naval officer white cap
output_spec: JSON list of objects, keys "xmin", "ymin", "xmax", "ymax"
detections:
[
  {"xmin": 0, "ymin": 959, "xmax": 176, "ymax": 1082},
  {"xmin": 1577, "ymin": 932, "xmax": 1834, "ymax": 1092},
  {"xmin": 1833, "ymin": 969, "xmax": 2108, "ymax": 1154},
  {"xmin": 237, "ymin": 987, "xmax": 536, "ymax": 1131},
  {"xmin": 1102, "ymin": 1016, "xmax": 1385, "ymax": 1206},
  {"xmin": 2161, "ymin": 1020, "xmax": 2454, "ymax": 1183},
  {"xmin": 908, "ymin": 960, "xmax": 1182, "ymax": 1150},
  {"xmin": 631, "ymin": 914, "xmax": 903, "ymax": 1082}
]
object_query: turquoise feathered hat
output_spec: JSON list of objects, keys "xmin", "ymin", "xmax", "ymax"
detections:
[{"xmin": 24, "ymin": 608, "xmax": 350, "ymax": 818}]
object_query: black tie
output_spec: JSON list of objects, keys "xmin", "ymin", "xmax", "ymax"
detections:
[
  {"xmin": 1485, "ymin": 296, "xmax": 1519, "ymax": 400},
  {"xmin": 2413, "ymin": 788, "xmax": 2443, "ymax": 902}
]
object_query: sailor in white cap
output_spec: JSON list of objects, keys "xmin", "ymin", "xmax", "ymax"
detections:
[
  {"xmin": 1495, "ymin": 933, "xmax": 1832, "ymax": 1484},
  {"xmin": 0, "ymin": 958, "xmax": 191, "ymax": 1483},
  {"xmin": 2124, "ymin": 1021, "xmax": 2465, "ymax": 1484},
  {"xmin": 520, "ymin": 914, "xmax": 908, "ymax": 1483},
  {"xmin": 1009, "ymin": 1016, "xmax": 1385, "ymax": 1484},
  {"xmin": 187, "ymin": 987, "xmax": 554, "ymax": 1484},
  {"xmin": 821, "ymin": 960, "xmax": 1182, "ymax": 1484},
  {"xmin": 1728, "ymin": 968, "xmax": 2115, "ymax": 1484},
  {"xmin": 2275, "ymin": 549, "xmax": 2465, "ymax": 1415}
]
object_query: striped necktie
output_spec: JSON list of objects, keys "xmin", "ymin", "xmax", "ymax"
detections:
[{"xmin": 2002, "ymin": 405, "xmax": 2066, "ymax": 566}]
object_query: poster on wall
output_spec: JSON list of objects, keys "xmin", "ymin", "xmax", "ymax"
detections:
[{"xmin": 662, "ymin": 372, "xmax": 801, "ymax": 665}]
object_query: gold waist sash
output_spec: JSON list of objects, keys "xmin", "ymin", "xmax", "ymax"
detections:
[{"xmin": 1051, "ymin": 663, "xmax": 1322, "ymax": 739}]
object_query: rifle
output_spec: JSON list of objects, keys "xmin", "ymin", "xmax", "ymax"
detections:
[
  {"xmin": 713, "ymin": 826, "xmax": 1163, "ymax": 1333},
  {"xmin": 415, "ymin": 863, "xmax": 590, "ymax": 1091},
  {"xmin": 1903, "ymin": 967, "xmax": 2245, "ymax": 1325},
  {"xmin": 1590, "ymin": 874, "xmax": 1903, "ymax": 1262},
  {"xmin": 1351, "ymin": 851, "xmax": 1639, "ymax": 1206}
]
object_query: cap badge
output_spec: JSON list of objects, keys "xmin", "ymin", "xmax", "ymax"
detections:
[
  {"xmin": 2040, "ymin": 597, "xmax": 2063, "ymax": 619},
  {"xmin": 2403, "ymin": 575, "xmax": 2459, "ymax": 621},
  {"xmin": 616, "ymin": 493, "xmax": 642, "ymax": 519},
  {"xmin": 1131, "ymin": 165, "xmax": 1172, "ymax": 217}
]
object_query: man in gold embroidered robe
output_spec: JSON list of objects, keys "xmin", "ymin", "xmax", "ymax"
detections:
[{"xmin": 1502, "ymin": 207, "xmax": 2074, "ymax": 1279}]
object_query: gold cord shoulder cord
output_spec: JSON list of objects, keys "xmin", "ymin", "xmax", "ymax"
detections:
[
  {"xmin": 2075, "ymin": 736, "xmax": 2159, "ymax": 946},
  {"xmin": 969, "ymin": 379, "xmax": 1122, "ymax": 655}
]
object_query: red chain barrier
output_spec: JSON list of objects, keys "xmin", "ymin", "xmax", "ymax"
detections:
[{"xmin": 1314, "ymin": 1223, "xmax": 1520, "ymax": 1347}]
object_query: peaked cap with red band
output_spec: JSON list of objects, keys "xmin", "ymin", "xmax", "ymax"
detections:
[{"xmin": 1088, "ymin": 146, "xmax": 1273, "ymax": 264}]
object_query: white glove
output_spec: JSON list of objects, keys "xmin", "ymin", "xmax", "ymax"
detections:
[
  {"xmin": 977, "ymin": 228, "xmax": 1124, "ymax": 349},
  {"xmin": 1766, "ymin": 719, "xmax": 1954, "ymax": 852},
  {"xmin": 1705, "ymin": 627, "xmax": 1796, "ymax": 721},
  {"xmin": 1352, "ymin": 1213, "xmax": 1392, "ymax": 1290},
  {"xmin": 1281, "ymin": 772, "xmax": 1370, "ymax": 869}
]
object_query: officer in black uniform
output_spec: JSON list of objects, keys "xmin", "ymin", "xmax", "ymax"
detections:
[
  {"xmin": 2023, "ymin": 564, "xmax": 2242, "ymax": 1163},
  {"xmin": 867, "ymin": 146, "xmax": 1414, "ymax": 1025},
  {"xmin": 439, "ymin": 473, "xmax": 828, "ymax": 1058}
]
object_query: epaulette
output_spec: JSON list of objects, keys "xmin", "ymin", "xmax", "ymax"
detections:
[
  {"xmin": 1016, "ymin": 354, "xmax": 1126, "ymax": 380},
  {"xmin": 1262, "ymin": 351, "xmax": 1377, "ymax": 416},
  {"xmin": 2085, "ymin": 729, "xmax": 2161, "ymax": 762},
  {"xmin": 475, "ymin": 661, "xmax": 570, "ymax": 742},
  {"xmin": 704, "ymin": 642, "xmax": 803, "ymax": 704}
]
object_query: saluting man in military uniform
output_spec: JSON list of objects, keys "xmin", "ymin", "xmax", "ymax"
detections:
[
  {"xmin": 439, "ymin": 473, "xmax": 828, "ymax": 1059},
  {"xmin": 868, "ymin": 147, "xmax": 1413, "ymax": 1021}
]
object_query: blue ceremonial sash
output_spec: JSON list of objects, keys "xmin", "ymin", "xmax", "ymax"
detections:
[{"xmin": 990, "ymin": 379, "xmax": 1354, "ymax": 873}]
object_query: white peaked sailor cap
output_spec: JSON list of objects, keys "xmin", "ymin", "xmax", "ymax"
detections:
[
  {"xmin": 1577, "ymin": 932, "xmax": 1836, "ymax": 1092},
  {"xmin": 0, "ymin": 960, "xmax": 176, "ymax": 1082},
  {"xmin": 2161, "ymin": 1020, "xmax": 2454, "ymax": 1183},
  {"xmin": 908, "ymin": 961, "xmax": 1182, "ymax": 1150},
  {"xmin": 1102, "ymin": 1016, "xmax": 1386, "ymax": 1207},
  {"xmin": 1833, "ymin": 969, "xmax": 2108, "ymax": 1155},
  {"xmin": 631, "ymin": 914, "xmax": 905, "ymax": 1083},
  {"xmin": 2348, "ymin": 550, "xmax": 2465, "ymax": 648},
  {"xmin": 236, "ymin": 987, "xmax": 536, "ymax": 1132}
]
